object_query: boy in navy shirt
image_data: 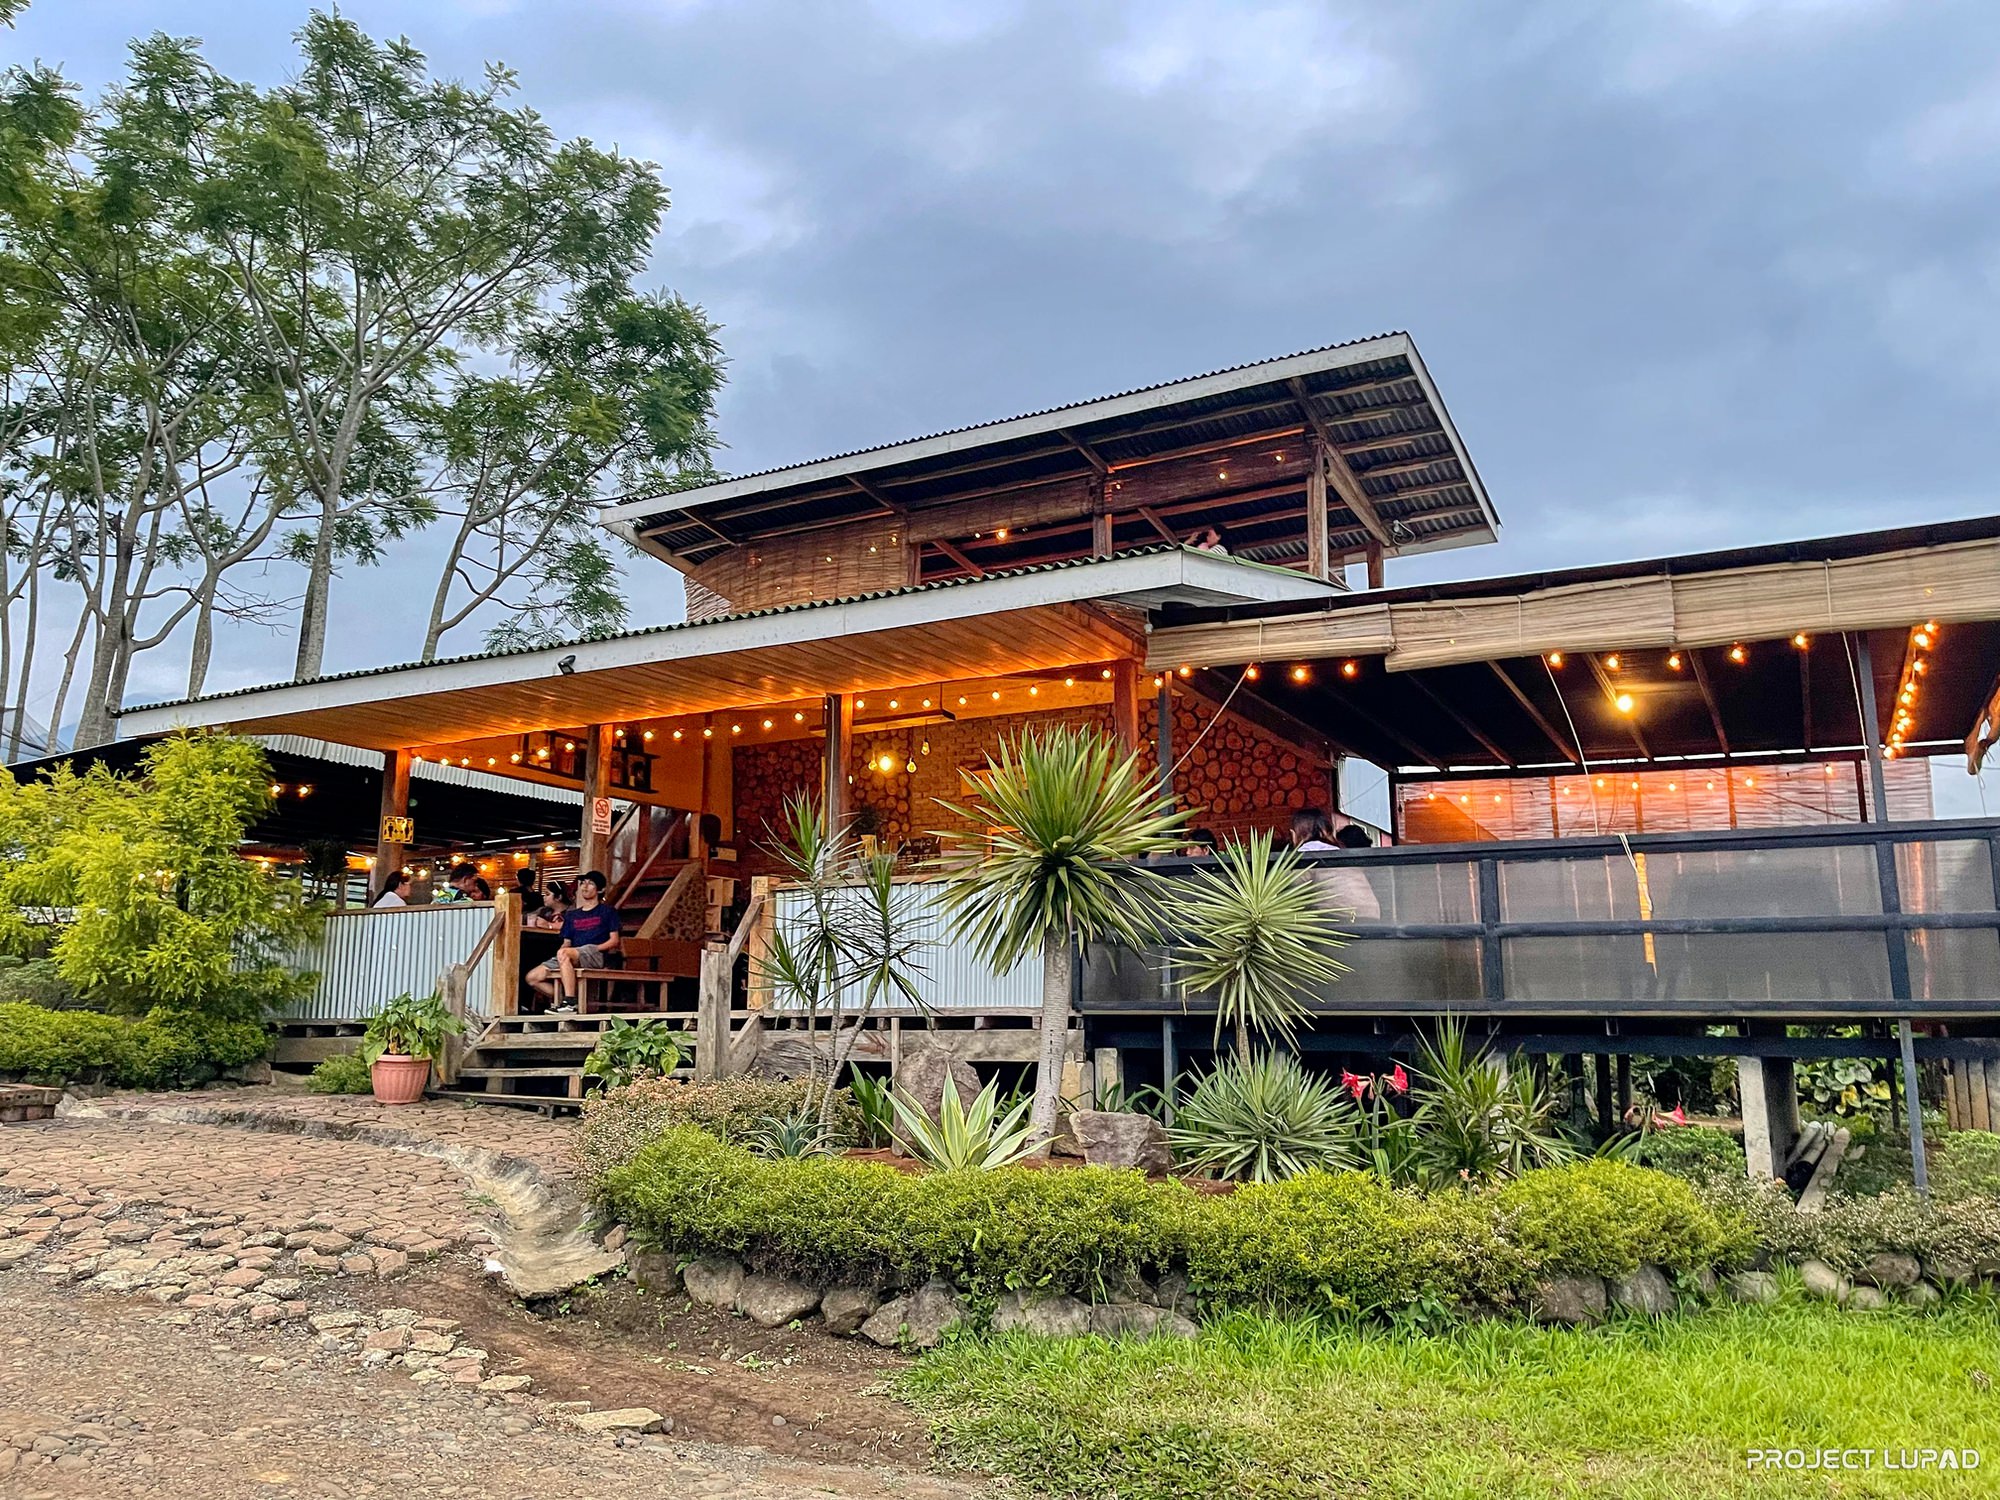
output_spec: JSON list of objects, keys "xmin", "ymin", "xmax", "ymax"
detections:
[{"xmin": 526, "ymin": 869, "xmax": 623, "ymax": 1012}]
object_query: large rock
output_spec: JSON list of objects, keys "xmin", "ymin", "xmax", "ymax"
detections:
[
  {"xmin": 896, "ymin": 1049, "xmax": 982, "ymax": 1132},
  {"xmin": 1531, "ymin": 1276, "xmax": 1607, "ymax": 1326},
  {"xmin": 1924, "ymin": 1253, "xmax": 1975, "ymax": 1287},
  {"xmin": 1154, "ymin": 1269, "xmax": 1193, "ymax": 1312},
  {"xmin": 860, "ymin": 1278, "xmax": 966, "ymax": 1349},
  {"xmin": 738, "ymin": 1274, "xmax": 822, "ymax": 1328},
  {"xmin": 627, "ymin": 1248, "xmax": 681, "ymax": 1297},
  {"xmin": 1858, "ymin": 1251, "xmax": 1921, "ymax": 1289},
  {"xmin": 1609, "ymin": 1265, "xmax": 1675, "ymax": 1318},
  {"xmin": 1846, "ymin": 1284, "xmax": 1891, "ymax": 1311},
  {"xmin": 1798, "ymin": 1258, "xmax": 1850, "ymax": 1303},
  {"xmin": 993, "ymin": 1290, "xmax": 1092, "ymax": 1337},
  {"xmin": 569, "ymin": 1408, "xmax": 665, "ymax": 1435},
  {"xmin": 1727, "ymin": 1271, "xmax": 1780, "ymax": 1305},
  {"xmin": 1088, "ymin": 1301, "xmax": 1197, "ymax": 1339},
  {"xmin": 1068, "ymin": 1111, "xmax": 1173, "ymax": 1173},
  {"xmin": 682, "ymin": 1255, "xmax": 745, "ymax": 1311},
  {"xmin": 1903, "ymin": 1280, "xmax": 1943, "ymax": 1308},
  {"xmin": 819, "ymin": 1286, "xmax": 882, "ymax": 1336}
]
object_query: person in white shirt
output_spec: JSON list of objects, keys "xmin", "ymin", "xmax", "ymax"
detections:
[
  {"xmin": 371, "ymin": 871, "xmax": 413, "ymax": 908},
  {"xmin": 1290, "ymin": 808, "xmax": 1380, "ymax": 921}
]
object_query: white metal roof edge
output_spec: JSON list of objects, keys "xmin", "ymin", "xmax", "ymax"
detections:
[
  {"xmin": 599, "ymin": 336, "xmax": 1417, "ymax": 524},
  {"xmin": 254, "ymin": 734, "xmax": 582, "ymax": 805},
  {"xmin": 120, "ymin": 550, "xmax": 1337, "ymax": 737}
]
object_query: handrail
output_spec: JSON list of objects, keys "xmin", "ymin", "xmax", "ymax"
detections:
[
  {"xmin": 611, "ymin": 808, "xmax": 687, "ymax": 909},
  {"xmin": 636, "ymin": 859, "xmax": 703, "ymax": 940}
]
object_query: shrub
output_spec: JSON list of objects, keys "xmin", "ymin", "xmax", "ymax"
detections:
[
  {"xmin": 1633, "ymin": 1124, "xmax": 1745, "ymax": 1181},
  {"xmin": 1181, "ymin": 1171, "xmax": 1499, "ymax": 1314},
  {"xmin": 1494, "ymin": 1160, "xmax": 1750, "ymax": 1281},
  {"xmin": 305, "ymin": 1051, "xmax": 374, "ymax": 1094},
  {"xmin": 0, "ymin": 956, "xmax": 75, "ymax": 1008},
  {"xmin": 581, "ymin": 1017, "xmax": 691, "ymax": 1089},
  {"xmin": 0, "ymin": 1001, "xmax": 267, "ymax": 1089},
  {"xmin": 360, "ymin": 990, "xmax": 461, "ymax": 1063},
  {"xmin": 574, "ymin": 1075, "xmax": 858, "ymax": 1187},
  {"xmin": 1169, "ymin": 1054, "xmax": 1359, "ymax": 1183},
  {"xmin": 1935, "ymin": 1130, "xmax": 2000, "ymax": 1202},
  {"xmin": 1691, "ymin": 1174, "xmax": 2000, "ymax": 1276}
]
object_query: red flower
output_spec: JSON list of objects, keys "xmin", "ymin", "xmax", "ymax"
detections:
[
  {"xmin": 1340, "ymin": 1070, "xmax": 1368, "ymax": 1100},
  {"xmin": 1387, "ymin": 1063, "xmax": 1410, "ymax": 1095},
  {"xmin": 1662, "ymin": 1105, "xmax": 1688, "ymax": 1126}
]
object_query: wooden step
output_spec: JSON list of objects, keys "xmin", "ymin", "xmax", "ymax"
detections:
[
  {"xmin": 469, "ymin": 1033, "xmax": 605, "ymax": 1053},
  {"xmin": 430, "ymin": 1088, "xmax": 580, "ymax": 1115},
  {"xmin": 455, "ymin": 1066, "xmax": 592, "ymax": 1080}
]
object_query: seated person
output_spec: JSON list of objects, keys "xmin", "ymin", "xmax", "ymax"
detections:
[
  {"xmin": 371, "ymin": 871, "xmax": 413, "ymax": 908},
  {"xmin": 445, "ymin": 862, "xmax": 492, "ymax": 901},
  {"xmin": 526, "ymin": 870, "xmax": 621, "ymax": 1013},
  {"xmin": 512, "ymin": 866, "xmax": 541, "ymax": 905},
  {"xmin": 1290, "ymin": 806, "xmax": 1337, "ymax": 851},
  {"xmin": 525, "ymin": 880, "xmax": 572, "ymax": 930}
]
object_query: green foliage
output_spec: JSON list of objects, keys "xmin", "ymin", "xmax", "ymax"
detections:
[
  {"xmin": 902, "ymin": 1303, "xmax": 2000, "ymax": 1500},
  {"xmin": 1797, "ymin": 1053, "xmax": 1893, "ymax": 1120},
  {"xmin": 938, "ymin": 724, "xmax": 1187, "ymax": 972},
  {"xmin": 304, "ymin": 1051, "xmax": 374, "ymax": 1094},
  {"xmin": 1168, "ymin": 1053, "xmax": 1359, "ymax": 1184},
  {"xmin": 580, "ymin": 1017, "xmax": 690, "ymax": 1088},
  {"xmin": 891, "ymin": 1075, "xmax": 1040, "ymax": 1172},
  {"xmin": 1492, "ymin": 1160, "xmax": 1750, "ymax": 1281},
  {"xmin": 0, "ymin": 1001, "xmax": 267, "ymax": 1088},
  {"xmin": 1633, "ymin": 1124, "xmax": 1747, "ymax": 1181},
  {"xmin": 746, "ymin": 1110, "xmax": 837, "ymax": 1160},
  {"xmin": 1935, "ymin": 1130, "xmax": 2000, "ymax": 1202},
  {"xmin": 0, "ymin": 734, "xmax": 320, "ymax": 1021},
  {"xmin": 1410, "ymin": 1018, "xmax": 1575, "ymax": 1181},
  {"xmin": 848, "ymin": 1071, "xmax": 897, "ymax": 1148},
  {"xmin": 573, "ymin": 1075, "xmax": 858, "ymax": 1188},
  {"xmin": 360, "ymin": 991, "xmax": 462, "ymax": 1063},
  {"xmin": 1164, "ymin": 830, "xmax": 1348, "ymax": 1057},
  {"xmin": 0, "ymin": 956, "xmax": 72, "ymax": 1007},
  {"xmin": 601, "ymin": 1127, "xmax": 1746, "ymax": 1319},
  {"xmin": 1692, "ymin": 1174, "xmax": 2000, "ymax": 1278}
]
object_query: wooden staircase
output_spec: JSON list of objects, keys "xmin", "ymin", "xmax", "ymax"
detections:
[{"xmin": 435, "ymin": 1011, "xmax": 700, "ymax": 1114}]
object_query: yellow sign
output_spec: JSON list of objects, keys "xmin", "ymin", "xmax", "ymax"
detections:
[{"xmin": 381, "ymin": 815, "xmax": 415, "ymax": 844}]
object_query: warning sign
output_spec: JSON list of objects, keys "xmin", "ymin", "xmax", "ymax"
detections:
[{"xmin": 590, "ymin": 796, "xmax": 613, "ymax": 836}]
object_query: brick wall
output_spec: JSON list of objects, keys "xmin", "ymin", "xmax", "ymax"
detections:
[{"xmin": 730, "ymin": 692, "xmax": 1326, "ymax": 873}]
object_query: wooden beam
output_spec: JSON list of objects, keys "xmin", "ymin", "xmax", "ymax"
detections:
[
  {"xmin": 374, "ymin": 748, "xmax": 413, "ymax": 883},
  {"xmin": 1588, "ymin": 655, "xmax": 1651, "ymax": 760},
  {"xmin": 1352, "ymin": 454, "xmax": 1454, "ymax": 481},
  {"xmin": 579, "ymin": 723, "xmax": 614, "ymax": 875},
  {"xmin": 1304, "ymin": 437, "xmax": 1330, "ymax": 581},
  {"xmin": 1486, "ymin": 662, "xmax": 1581, "ymax": 763},
  {"xmin": 1057, "ymin": 427, "xmax": 1110, "ymax": 475},
  {"xmin": 1408, "ymin": 676, "xmax": 1515, "ymax": 766},
  {"xmin": 1799, "ymin": 643, "xmax": 1816, "ymax": 753},
  {"xmin": 1686, "ymin": 648, "xmax": 1732, "ymax": 756},
  {"xmin": 1365, "ymin": 541, "xmax": 1385, "ymax": 590},
  {"xmin": 930, "ymin": 538, "xmax": 986, "ymax": 577},
  {"xmin": 1335, "ymin": 426, "xmax": 1446, "ymax": 456},
  {"xmin": 1288, "ymin": 377, "xmax": 1394, "ymax": 550},
  {"xmin": 823, "ymin": 692, "xmax": 852, "ymax": 838},
  {"xmin": 847, "ymin": 473, "xmax": 907, "ymax": 517},
  {"xmin": 1136, "ymin": 505, "xmax": 1181, "ymax": 544},
  {"xmin": 1111, "ymin": 659, "xmax": 1141, "ymax": 754}
]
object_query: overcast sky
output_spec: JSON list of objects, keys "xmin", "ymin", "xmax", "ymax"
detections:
[{"xmin": 10, "ymin": 0, "xmax": 2000, "ymax": 812}]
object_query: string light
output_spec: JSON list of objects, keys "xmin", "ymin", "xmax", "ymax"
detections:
[
  {"xmin": 1667, "ymin": 652, "xmax": 1683, "ymax": 671},
  {"xmin": 1244, "ymin": 664, "xmax": 1261, "ymax": 681},
  {"xmin": 1290, "ymin": 665, "xmax": 1311, "ymax": 684},
  {"xmin": 1547, "ymin": 652, "xmax": 1564, "ymax": 668},
  {"xmin": 1101, "ymin": 668, "xmax": 1113, "ymax": 680},
  {"xmin": 1614, "ymin": 692, "xmax": 1635, "ymax": 714},
  {"xmin": 1792, "ymin": 633, "xmax": 1810, "ymax": 649},
  {"xmin": 642, "ymin": 730, "xmax": 655, "ymax": 742},
  {"xmin": 731, "ymin": 723, "xmax": 742, "ymax": 734},
  {"xmin": 889, "ymin": 699, "xmax": 899, "ymax": 709},
  {"xmin": 1605, "ymin": 654, "xmax": 1622, "ymax": 671},
  {"xmin": 510, "ymin": 752, "xmax": 522, "ymax": 763},
  {"xmin": 672, "ymin": 729, "xmax": 684, "ymax": 740},
  {"xmin": 762, "ymin": 719, "xmax": 774, "ymax": 730},
  {"xmin": 1914, "ymin": 630, "xmax": 1932, "ymax": 649},
  {"xmin": 1728, "ymin": 644, "xmax": 1747, "ymax": 664},
  {"xmin": 702, "ymin": 727, "xmax": 713, "ymax": 739},
  {"xmin": 794, "ymin": 711, "xmax": 806, "ymax": 722},
  {"xmin": 1178, "ymin": 665, "xmax": 1192, "ymax": 678},
  {"xmin": 1341, "ymin": 660, "xmax": 1359, "ymax": 679}
]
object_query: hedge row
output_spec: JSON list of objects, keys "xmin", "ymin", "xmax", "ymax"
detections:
[
  {"xmin": 0, "ymin": 1001, "xmax": 268, "ymax": 1090},
  {"xmin": 601, "ymin": 1127, "xmax": 1749, "ymax": 1316},
  {"xmin": 573, "ymin": 1075, "xmax": 859, "ymax": 1186}
]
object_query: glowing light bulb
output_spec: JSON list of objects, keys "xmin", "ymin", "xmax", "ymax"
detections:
[
  {"xmin": 1728, "ymin": 645, "xmax": 1747, "ymax": 664},
  {"xmin": 1914, "ymin": 631, "xmax": 1932, "ymax": 649},
  {"xmin": 1615, "ymin": 693, "xmax": 1635, "ymax": 713},
  {"xmin": 888, "ymin": 699, "xmax": 899, "ymax": 709},
  {"xmin": 510, "ymin": 752, "xmax": 521, "ymax": 763},
  {"xmin": 1547, "ymin": 652, "xmax": 1564, "ymax": 668},
  {"xmin": 1792, "ymin": 633, "xmax": 1809, "ymax": 649},
  {"xmin": 731, "ymin": 724, "xmax": 742, "ymax": 735},
  {"xmin": 1605, "ymin": 654, "xmax": 1622, "ymax": 671},
  {"xmin": 1101, "ymin": 668, "xmax": 1113, "ymax": 679},
  {"xmin": 702, "ymin": 727, "xmax": 713, "ymax": 739},
  {"xmin": 877, "ymin": 754, "xmax": 896, "ymax": 773},
  {"xmin": 794, "ymin": 711, "xmax": 805, "ymax": 722},
  {"xmin": 643, "ymin": 730, "xmax": 655, "ymax": 741},
  {"xmin": 762, "ymin": 719, "xmax": 774, "ymax": 730},
  {"xmin": 1178, "ymin": 665, "xmax": 1192, "ymax": 678},
  {"xmin": 1291, "ymin": 665, "xmax": 1311, "ymax": 684},
  {"xmin": 992, "ymin": 690, "xmax": 1002, "ymax": 700},
  {"xmin": 1667, "ymin": 652, "xmax": 1683, "ymax": 670},
  {"xmin": 1341, "ymin": 661, "xmax": 1359, "ymax": 679},
  {"xmin": 1245, "ymin": 664, "xmax": 1261, "ymax": 681},
  {"xmin": 672, "ymin": 729, "xmax": 684, "ymax": 740}
]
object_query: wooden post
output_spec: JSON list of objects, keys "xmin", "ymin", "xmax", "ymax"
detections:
[
  {"xmin": 1305, "ymin": 439, "xmax": 1330, "ymax": 581},
  {"xmin": 1900, "ymin": 1019, "xmax": 1929, "ymax": 1198},
  {"xmin": 1365, "ymin": 541, "xmax": 1386, "ymax": 590},
  {"xmin": 374, "ymin": 748, "xmax": 413, "ymax": 887},
  {"xmin": 1111, "ymin": 660, "xmax": 1141, "ymax": 754},
  {"xmin": 490, "ymin": 890, "xmax": 521, "ymax": 1018},
  {"xmin": 696, "ymin": 945, "xmax": 729, "ymax": 1082},
  {"xmin": 696, "ymin": 718, "xmax": 717, "ymax": 858},
  {"xmin": 1092, "ymin": 510, "xmax": 1113, "ymax": 559},
  {"xmin": 579, "ymin": 723, "xmax": 614, "ymax": 875},
  {"xmin": 823, "ymin": 692, "xmax": 853, "ymax": 837}
]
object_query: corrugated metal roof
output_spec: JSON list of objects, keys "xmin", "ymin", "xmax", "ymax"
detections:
[{"xmin": 120, "ymin": 545, "xmax": 1188, "ymax": 718}]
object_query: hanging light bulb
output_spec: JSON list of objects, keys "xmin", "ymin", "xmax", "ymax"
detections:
[
  {"xmin": 905, "ymin": 757, "xmax": 918, "ymax": 773},
  {"xmin": 1244, "ymin": 664, "xmax": 1261, "ymax": 681},
  {"xmin": 1605, "ymin": 654, "xmax": 1622, "ymax": 671},
  {"xmin": 1547, "ymin": 652, "xmax": 1564, "ymax": 668},
  {"xmin": 1290, "ymin": 665, "xmax": 1311, "ymax": 684},
  {"xmin": 1667, "ymin": 652, "xmax": 1683, "ymax": 671},
  {"xmin": 1341, "ymin": 660, "xmax": 1359, "ymax": 679},
  {"xmin": 1728, "ymin": 644, "xmax": 1747, "ymax": 664},
  {"xmin": 1615, "ymin": 692, "xmax": 1635, "ymax": 714},
  {"xmin": 1792, "ymin": 633, "xmax": 1810, "ymax": 649}
]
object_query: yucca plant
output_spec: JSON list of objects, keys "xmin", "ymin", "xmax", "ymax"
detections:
[
  {"xmin": 746, "ymin": 1109, "xmax": 838, "ymax": 1160},
  {"xmin": 937, "ymin": 725, "xmax": 1186, "ymax": 1147},
  {"xmin": 889, "ymin": 1073, "xmax": 1039, "ymax": 1171},
  {"xmin": 1411, "ymin": 1017, "xmax": 1577, "ymax": 1182},
  {"xmin": 1168, "ymin": 1052, "xmax": 1360, "ymax": 1183},
  {"xmin": 1167, "ymin": 829, "xmax": 1349, "ymax": 1059}
]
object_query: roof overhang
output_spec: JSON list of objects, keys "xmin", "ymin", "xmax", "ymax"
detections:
[{"xmin": 119, "ymin": 549, "xmax": 1337, "ymax": 750}]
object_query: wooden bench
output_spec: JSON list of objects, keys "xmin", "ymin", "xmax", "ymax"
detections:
[{"xmin": 575, "ymin": 937, "xmax": 703, "ymax": 1014}]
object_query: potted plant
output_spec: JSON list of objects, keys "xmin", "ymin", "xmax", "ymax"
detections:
[{"xmin": 361, "ymin": 990, "xmax": 463, "ymax": 1105}]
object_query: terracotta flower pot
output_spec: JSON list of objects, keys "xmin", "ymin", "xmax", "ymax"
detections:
[{"xmin": 370, "ymin": 1053, "xmax": 431, "ymax": 1105}]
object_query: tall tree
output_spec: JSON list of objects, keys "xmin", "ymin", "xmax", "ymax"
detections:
[{"xmin": 189, "ymin": 16, "xmax": 684, "ymax": 680}]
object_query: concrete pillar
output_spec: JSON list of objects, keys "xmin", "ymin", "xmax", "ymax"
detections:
[{"xmin": 1738, "ymin": 1053, "xmax": 1800, "ymax": 1181}]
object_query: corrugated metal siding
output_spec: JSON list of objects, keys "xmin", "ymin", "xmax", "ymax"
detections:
[
  {"xmin": 278, "ymin": 904, "xmax": 496, "ymax": 1023},
  {"xmin": 765, "ymin": 882, "xmax": 1041, "ymax": 1012}
]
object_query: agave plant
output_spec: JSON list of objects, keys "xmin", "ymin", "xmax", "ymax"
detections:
[
  {"xmin": 889, "ymin": 1074, "xmax": 1040, "ymax": 1171},
  {"xmin": 1166, "ymin": 829, "xmax": 1349, "ymax": 1059},
  {"xmin": 746, "ymin": 1109, "xmax": 838, "ymax": 1160},
  {"xmin": 1168, "ymin": 1052, "xmax": 1361, "ymax": 1183},
  {"xmin": 848, "ymin": 1071, "xmax": 897, "ymax": 1148},
  {"xmin": 937, "ymin": 725, "xmax": 1187, "ymax": 1148},
  {"xmin": 1411, "ymin": 1017, "xmax": 1576, "ymax": 1182}
]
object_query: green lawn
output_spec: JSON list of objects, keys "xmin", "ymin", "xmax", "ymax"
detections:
[{"xmin": 899, "ymin": 1297, "xmax": 2000, "ymax": 1500}]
